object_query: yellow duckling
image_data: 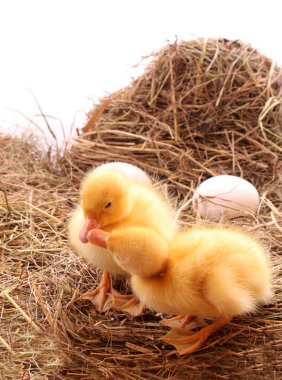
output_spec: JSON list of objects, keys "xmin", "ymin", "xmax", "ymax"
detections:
[
  {"xmin": 91, "ymin": 225, "xmax": 272, "ymax": 354},
  {"xmin": 68, "ymin": 168, "xmax": 176, "ymax": 315}
]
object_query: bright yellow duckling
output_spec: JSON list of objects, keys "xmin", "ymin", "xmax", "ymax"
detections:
[
  {"xmin": 90, "ymin": 225, "xmax": 272, "ymax": 354},
  {"xmin": 68, "ymin": 168, "xmax": 176, "ymax": 315}
]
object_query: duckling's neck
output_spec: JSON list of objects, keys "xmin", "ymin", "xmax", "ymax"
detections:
[
  {"xmin": 146, "ymin": 257, "xmax": 169, "ymax": 279},
  {"xmin": 133, "ymin": 256, "xmax": 170, "ymax": 281}
]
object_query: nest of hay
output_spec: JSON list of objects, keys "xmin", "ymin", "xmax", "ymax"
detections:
[
  {"xmin": 1, "ymin": 38, "xmax": 282, "ymax": 379},
  {"xmin": 71, "ymin": 38, "xmax": 282, "ymax": 202}
]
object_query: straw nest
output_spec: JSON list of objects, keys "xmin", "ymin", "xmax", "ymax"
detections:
[
  {"xmin": 71, "ymin": 38, "xmax": 282, "ymax": 201},
  {"xmin": 1, "ymin": 38, "xmax": 282, "ymax": 379}
]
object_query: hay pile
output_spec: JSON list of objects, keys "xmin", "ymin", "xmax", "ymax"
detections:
[
  {"xmin": 71, "ymin": 38, "xmax": 282, "ymax": 204},
  {"xmin": 1, "ymin": 38, "xmax": 282, "ymax": 379}
]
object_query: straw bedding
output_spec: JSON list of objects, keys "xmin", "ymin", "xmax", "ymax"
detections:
[{"xmin": 1, "ymin": 38, "xmax": 282, "ymax": 379}]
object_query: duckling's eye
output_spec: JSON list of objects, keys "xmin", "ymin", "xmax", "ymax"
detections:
[{"xmin": 104, "ymin": 201, "xmax": 112, "ymax": 209}]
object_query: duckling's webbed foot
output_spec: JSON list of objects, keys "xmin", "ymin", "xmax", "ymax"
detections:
[
  {"xmin": 161, "ymin": 314, "xmax": 198, "ymax": 329},
  {"xmin": 162, "ymin": 317, "xmax": 230, "ymax": 355},
  {"xmin": 110, "ymin": 293, "xmax": 143, "ymax": 317},
  {"xmin": 81, "ymin": 270, "xmax": 113, "ymax": 312},
  {"xmin": 81, "ymin": 271, "xmax": 142, "ymax": 316}
]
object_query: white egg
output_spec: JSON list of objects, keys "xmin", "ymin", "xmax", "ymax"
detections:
[
  {"xmin": 94, "ymin": 161, "xmax": 152, "ymax": 186},
  {"xmin": 192, "ymin": 175, "xmax": 260, "ymax": 219}
]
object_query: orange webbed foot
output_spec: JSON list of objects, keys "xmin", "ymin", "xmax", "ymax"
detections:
[
  {"xmin": 110, "ymin": 292, "xmax": 143, "ymax": 317},
  {"xmin": 81, "ymin": 271, "xmax": 113, "ymax": 312},
  {"xmin": 81, "ymin": 271, "xmax": 142, "ymax": 316},
  {"xmin": 161, "ymin": 314, "xmax": 200, "ymax": 329},
  {"xmin": 162, "ymin": 317, "xmax": 230, "ymax": 355}
]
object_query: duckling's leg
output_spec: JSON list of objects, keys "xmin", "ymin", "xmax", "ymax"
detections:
[
  {"xmin": 162, "ymin": 316, "xmax": 230, "ymax": 355},
  {"xmin": 81, "ymin": 270, "xmax": 112, "ymax": 312},
  {"xmin": 110, "ymin": 293, "xmax": 143, "ymax": 317}
]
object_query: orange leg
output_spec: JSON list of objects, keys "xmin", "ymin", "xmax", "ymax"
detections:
[
  {"xmin": 162, "ymin": 316, "xmax": 230, "ymax": 355},
  {"xmin": 81, "ymin": 271, "xmax": 112, "ymax": 312}
]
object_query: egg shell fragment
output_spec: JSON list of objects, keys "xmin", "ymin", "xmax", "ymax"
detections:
[{"xmin": 192, "ymin": 175, "xmax": 260, "ymax": 219}]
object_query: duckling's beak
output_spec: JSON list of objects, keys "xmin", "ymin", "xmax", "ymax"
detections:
[
  {"xmin": 87, "ymin": 229, "xmax": 110, "ymax": 249},
  {"xmin": 79, "ymin": 217, "xmax": 100, "ymax": 243}
]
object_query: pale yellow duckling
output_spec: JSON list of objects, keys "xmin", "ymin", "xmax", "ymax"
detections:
[
  {"xmin": 68, "ymin": 168, "xmax": 176, "ymax": 315},
  {"xmin": 91, "ymin": 225, "xmax": 272, "ymax": 354}
]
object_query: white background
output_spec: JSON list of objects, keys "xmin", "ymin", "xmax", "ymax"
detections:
[{"xmin": 0, "ymin": 0, "xmax": 282, "ymax": 145}]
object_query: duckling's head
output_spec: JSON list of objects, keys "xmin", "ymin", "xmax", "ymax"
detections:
[{"xmin": 79, "ymin": 170, "xmax": 133, "ymax": 243}]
